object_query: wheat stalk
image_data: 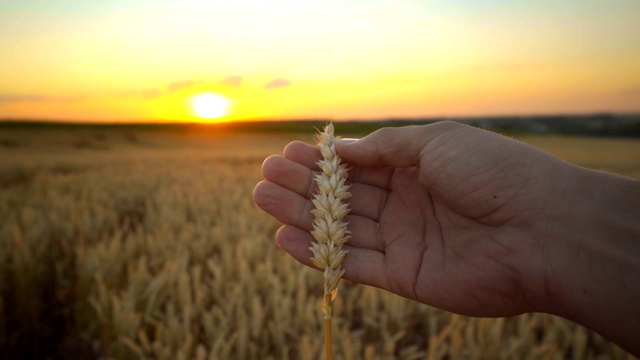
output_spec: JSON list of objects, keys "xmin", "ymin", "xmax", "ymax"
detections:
[{"xmin": 309, "ymin": 123, "xmax": 351, "ymax": 360}]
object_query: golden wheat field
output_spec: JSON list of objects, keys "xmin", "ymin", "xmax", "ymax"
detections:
[{"xmin": 0, "ymin": 123, "xmax": 638, "ymax": 359}]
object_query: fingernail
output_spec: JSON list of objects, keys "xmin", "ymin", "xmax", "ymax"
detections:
[{"xmin": 339, "ymin": 138, "xmax": 359, "ymax": 144}]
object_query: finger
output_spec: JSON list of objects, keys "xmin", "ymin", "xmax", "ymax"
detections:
[
  {"xmin": 264, "ymin": 152, "xmax": 391, "ymax": 221},
  {"xmin": 262, "ymin": 155, "xmax": 315, "ymax": 198},
  {"xmin": 275, "ymin": 225, "xmax": 315, "ymax": 264},
  {"xmin": 287, "ymin": 137, "xmax": 398, "ymax": 190},
  {"xmin": 275, "ymin": 225, "xmax": 389, "ymax": 291},
  {"xmin": 336, "ymin": 121, "xmax": 462, "ymax": 168},
  {"xmin": 284, "ymin": 141, "xmax": 320, "ymax": 170},
  {"xmin": 283, "ymin": 138, "xmax": 400, "ymax": 195},
  {"xmin": 254, "ymin": 180, "xmax": 384, "ymax": 252},
  {"xmin": 253, "ymin": 181, "xmax": 314, "ymax": 230}
]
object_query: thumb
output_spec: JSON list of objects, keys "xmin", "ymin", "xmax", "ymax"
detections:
[{"xmin": 336, "ymin": 122, "xmax": 458, "ymax": 168}]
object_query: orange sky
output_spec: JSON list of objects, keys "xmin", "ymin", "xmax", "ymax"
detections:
[{"xmin": 1, "ymin": 0, "xmax": 639, "ymax": 122}]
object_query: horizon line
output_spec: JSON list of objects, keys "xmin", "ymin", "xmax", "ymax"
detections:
[{"xmin": 1, "ymin": 111, "xmax": 640, "ymax": 126}]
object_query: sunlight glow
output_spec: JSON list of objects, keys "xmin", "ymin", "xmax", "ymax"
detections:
[
  {"xmin": 1, "ymin": 1, "xmax": 639, "ymax": 121},
  {"xmin": 190, "ymin": 93, "xmax": 230, "ymax": 120}
]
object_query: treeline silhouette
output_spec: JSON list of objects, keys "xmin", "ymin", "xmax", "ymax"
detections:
[
  {"xmin": 462, "ymin": 113, "xmax": 640, "ymax": 137},
  {"xmin": 1, "ymin": 113, "xmax": 639, "ymax": 137}
]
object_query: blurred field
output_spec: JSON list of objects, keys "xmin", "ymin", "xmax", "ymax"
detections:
[{"xmin": 0, "ymin": 123, "xmax": 638, "ymax": 359}]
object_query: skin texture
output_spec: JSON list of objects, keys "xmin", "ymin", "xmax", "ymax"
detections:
[{"xmin": 253, "ymin": 121, "xmax": 640, "ymax": 356}]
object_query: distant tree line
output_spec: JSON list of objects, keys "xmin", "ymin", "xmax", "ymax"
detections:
[
  {"xmin": 461, "ymin": 114, "xmax": 640, "ymax": 137},
  {"xmin": 1, "ymin": 114, "xmax": 639, "ymax": 137}
]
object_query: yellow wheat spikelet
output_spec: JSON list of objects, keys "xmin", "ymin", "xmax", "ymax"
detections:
[{"xmin": 309, "ymin": 123, "xmax": 351, "ymax": 360}]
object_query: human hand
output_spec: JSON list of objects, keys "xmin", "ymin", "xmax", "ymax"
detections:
[
  {"xmin": 254, "ymin": 121, "xmax": 640, "ymax": 354},
  {"xmin": 254, "ymin": 122, "xmax": 568, "ymax": 317}
]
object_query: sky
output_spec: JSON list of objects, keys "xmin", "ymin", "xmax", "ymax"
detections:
[{"xmin": 1, "ymin": 0, "xmax": 639, "ymax": 123}]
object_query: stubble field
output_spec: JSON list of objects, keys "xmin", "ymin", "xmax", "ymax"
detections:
[{"xmin": 0, "ymin": 123, "xmax": 638, "ymax": 359}]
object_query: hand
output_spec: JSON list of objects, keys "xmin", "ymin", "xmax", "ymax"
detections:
[
  {"xmin": 254, "ymin": 122, "xmax": 564, "ymax": 316},
  {"xmin": 253, "ymin": 121, "xmax": 640, "ymax": 354}
]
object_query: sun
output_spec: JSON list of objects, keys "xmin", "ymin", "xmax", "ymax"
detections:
[{"xmin": 190, "ymin": 93, "xmax": 230, "ymax": 120}]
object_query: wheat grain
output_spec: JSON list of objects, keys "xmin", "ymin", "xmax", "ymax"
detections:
[
  {"xmin": 0, "ymin": 126, "xmax": 635, "ymax": 359},
  {"xmin": 309, "ymin": 123, "xmax": 351, "ymax": 359}
]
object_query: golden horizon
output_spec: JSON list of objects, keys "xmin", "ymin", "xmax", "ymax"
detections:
[{"xmin": 1, "ymin": 1, "xmax": 639, "ymax": 121}]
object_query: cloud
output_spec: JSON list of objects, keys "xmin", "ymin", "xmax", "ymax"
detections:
[
  {"xmin": 167, "ymin": 80, "xmax": 197, "ymax": 93},
  {"xmin": 0, "ymin": 94, "xmax": 86, "ymax": 103},
  {"xmin": 222, "ymin": 76, "xmax": 243, "ymax": 87},
  {"xmin": 0, "ymin": 95, "xmax": 48, "ymax": 103},
  {"xmin": 120, "ymin": 80, "xmax": 197, "ymax": 98},
  {"xmin": 263, "ymin": 78, "xmax": 291, "ymax": 90}
]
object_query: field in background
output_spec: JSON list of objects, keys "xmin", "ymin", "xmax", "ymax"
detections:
[{"xmin": 1, "ymin": 123, "xmax": 638, "ymax": 359}]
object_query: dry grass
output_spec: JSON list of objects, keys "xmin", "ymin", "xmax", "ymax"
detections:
[{"xmin": 0, "ymin": 125, "xmax": 637, "ymax": 359}]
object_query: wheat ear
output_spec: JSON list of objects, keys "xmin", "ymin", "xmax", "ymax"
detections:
[{"xmin": 309, "ymin": 123, "xmax": 351, "ymax": 360}]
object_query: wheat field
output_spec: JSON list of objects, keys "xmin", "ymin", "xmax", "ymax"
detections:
[{"xmin": 0, "ymin": 124, "xmax": 638, "ymax": 359}]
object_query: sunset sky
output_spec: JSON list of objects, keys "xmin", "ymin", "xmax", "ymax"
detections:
[{"xmin": 1, "ymin": 0, "xmax": 639, "ymax": 123}]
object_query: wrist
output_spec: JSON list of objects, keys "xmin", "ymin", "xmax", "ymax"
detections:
[{"xmin": 541, "ymin": 164, "xmax": 640, "ymax": 355}]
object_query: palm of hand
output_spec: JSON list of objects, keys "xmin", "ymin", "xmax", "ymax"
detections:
[{"xmin": 364, "ymin": 162, "xmax": 539, "ymax": 317}]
